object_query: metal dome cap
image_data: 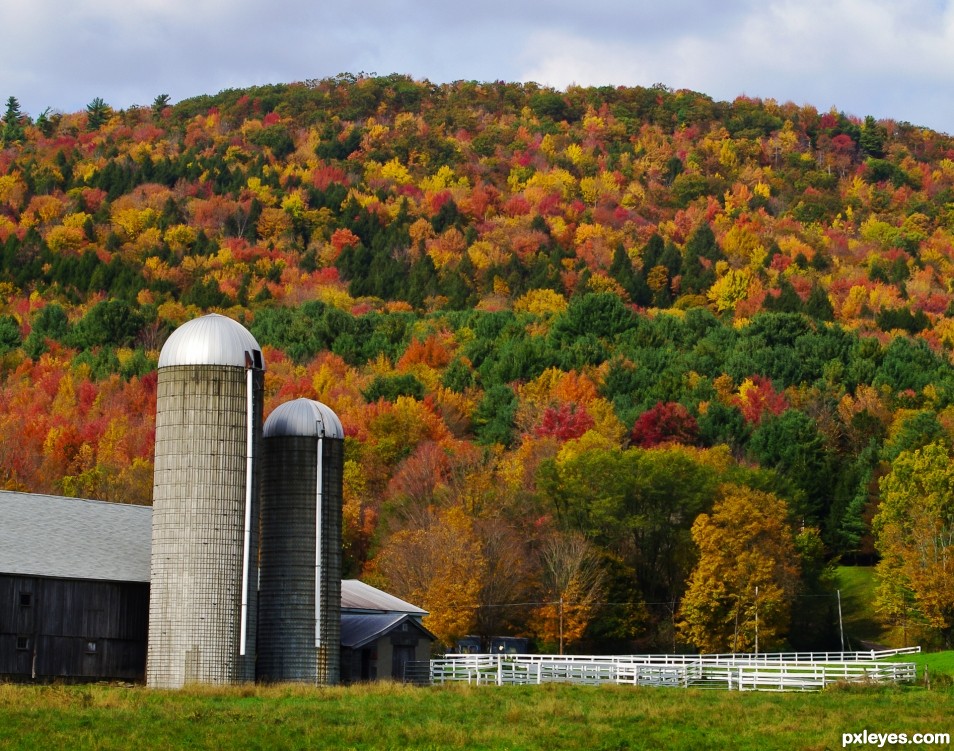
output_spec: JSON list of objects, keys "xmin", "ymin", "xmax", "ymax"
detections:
[
  {"xmin": 158, "ymin": 313, "xmax": 264, "ymax": 369},
  {"xmin": 264, "ymin": 398, "xmax": 345, "ymax": 439}
]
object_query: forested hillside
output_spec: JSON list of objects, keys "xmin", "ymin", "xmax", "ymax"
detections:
[{"xmin": 2, "ymin": 75, "xmax": 954, "ymax": 651}]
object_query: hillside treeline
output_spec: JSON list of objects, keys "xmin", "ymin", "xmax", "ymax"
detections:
[{"xmin": 1, "ymin": 75, "xmax": 953, "ymax": 650}]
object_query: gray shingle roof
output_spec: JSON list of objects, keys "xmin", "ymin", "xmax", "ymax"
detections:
[{"xmin": 0, "ymin": 490, "xmax": 152, "ymax": 583}]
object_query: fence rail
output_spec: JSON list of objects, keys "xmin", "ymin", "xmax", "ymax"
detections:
[{"xmin": 429, "ymin": 650, "xmax": 919, "ymax": 692}]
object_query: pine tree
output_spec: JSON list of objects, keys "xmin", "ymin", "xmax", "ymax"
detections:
[
  {"xmin": 152, "ymin": 93, "xmax": 171, "ymax": 121},
  {"xmin": 2, "ymin": 96, "xmax": 25, "ymax": 145},
  {"xmin": 805, "ymin": 285, "xmax": 835, "ymax": 321},
  {"xmin": 86, "ymin": 97, "xmax": 111, "ymax": 130}
]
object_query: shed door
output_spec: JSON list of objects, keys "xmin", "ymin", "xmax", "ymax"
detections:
[{"xmin": 392, "ymin": 645, "xmax": 415, "ymax": 680}]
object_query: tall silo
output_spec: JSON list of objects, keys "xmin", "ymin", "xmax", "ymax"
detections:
[
  {"xmin": 147, "ymin": 314, "xmax": 265, "ymax": 688},
  {"xmin": 258, "ymin": 398, "xmax": 344, "ymax": 685}
]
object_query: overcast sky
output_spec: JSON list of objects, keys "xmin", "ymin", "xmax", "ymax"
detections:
[{"xmin": 3, "ymin": 0, "xmax": 954, "ymax": 134}]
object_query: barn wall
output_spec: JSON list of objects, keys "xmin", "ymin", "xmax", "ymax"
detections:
[
  {"xmin": 0, "ymin": 574, "xmax": 148, "ymax": 682},
  {"xmin": 339, "ymin": 621, "xmax": 434, "ymax": 684}
]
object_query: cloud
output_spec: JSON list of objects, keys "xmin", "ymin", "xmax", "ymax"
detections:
[
  {"xmin": 1, "ymin": 0, "xmax": 953, "ymax": 133},
  {"xmin": 517, "ymin": 0, "xmax": 954, "ymax": 131}
]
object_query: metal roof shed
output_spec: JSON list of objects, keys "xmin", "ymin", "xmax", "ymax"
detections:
[{"xmin": 339, "ymin": 580, "xmax": 434, "ymax": 684}]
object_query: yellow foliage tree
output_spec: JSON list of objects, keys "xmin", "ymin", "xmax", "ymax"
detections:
[
  {"xmin": 0, "ymin": 173, "xmax": 27, "ymax": 211},
  {"xmin": 45, "ymin": 225, "xmax": 87, "ymax": 253},
  {"xmin": 707, "ymin": 268, "xmax": 752, "ymax": 312},
  {"xmin": 513, "ymin": 288, "xmax": 568, "ymax": 317},
  {"xmin": 257, "ymin": 207, "xmax": 292, "ymax": 244},
  {"xmin": 678, "ymin": 486, "xmax": 800, "ymax": 653},
  {"xmin": 374, "ymin": 505, "xmax": 485, "ymax": 646},
  {"xmin": 426, "ymin": 227, "xmax": 467, "ymax": 270},
  {"xmin": 874, "ymin": 442, "xmax": 954, "ymax": 645},
  {"xmin": 111, "ymin": 206, "xmax": 158, "ymax": 242},
  {"xmin": 379, "ymin": 158, "xmax": 413, "ymax": 185}
]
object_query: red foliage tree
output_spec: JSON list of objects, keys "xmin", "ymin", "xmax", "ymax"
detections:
[
  {"xmin": 534, "ymin": 403, "xmax": 594, "ymax": 442},
  {"xmin": 397, "ymin": 335, "xmax": 453, "ymax": 369},
  {"xmin": 631, "ymin": 401, "xmax": 699, "ymax": 448},
  {"xmin": 734, "ymin": 376, "xmax": 788, "ymax": 426}
]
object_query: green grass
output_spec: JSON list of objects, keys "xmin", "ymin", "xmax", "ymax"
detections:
[
  {"xmin": 836, "ymin": 565, "xmax": 894, "ymax": 648},
  {"xmin": 836, "ymin": 566, "xmax": 949, "ymax": 651},
  {"xmin": 900, "ymin": 651, "xmax": 954, "ymax": 683},
  {"xmin": 1, "ymin": 679, "xmax": 952, "ymax": 751}
]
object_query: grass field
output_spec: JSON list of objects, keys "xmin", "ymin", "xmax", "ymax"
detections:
[
  {"xmin": 836, "ymin": 566, "xmax": 946, "ymax": 651},
  {"xmin": 1, "ymin": 656, "xmax": 953, "ymax": 751},
  {"xmin": 835, "ymin": 566, "xmax": 893, "ymax": 648}
]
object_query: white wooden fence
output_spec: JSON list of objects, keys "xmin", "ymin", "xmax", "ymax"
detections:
[{"xmin": 429, "ymin": 648, "xmax": 920, "ymax": 692}]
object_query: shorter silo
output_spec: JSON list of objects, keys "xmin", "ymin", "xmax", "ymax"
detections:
[{"xmin": 258, "ymin": 398, "xmax": 344, "ymax": 684}]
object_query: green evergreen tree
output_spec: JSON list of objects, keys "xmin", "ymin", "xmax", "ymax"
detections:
[
  {"xmin": 2, "ymin": 96, "xmax": 25, "ymax": 145},
  {"xmin": 473, "ymin": 384, "xmax": 518, "ymax": 446},
  {"xmin": 609, "ymin": 244, "xmax": 652, "ymax": 304},
  {"xmin": 859, "ymin": 115, "xmax": 886, "ymax": 158},
  {"xmin": 34, "ymin": 107, "xmax": 56, "ymax": 137},
  {"xmin": 0, "ymin": 315, "xmax": 21, "ymax": 353},
  {"xmin": 805, "ymin": 285, "xmax": 835, "ymax": 321},
  {"xmin": 764, "ymin": 278, "xmax": 803, "ymax": 314},
  {"xmin": 152, "ymin": 94, "xmax": 171, "ymax": 120},
  {"xmin": 681, "ymin": 223, "xmax": 723, "ymax": 295},
  {"xmin": 407, "ymin": 254, "xmax": 439, "ymax": 308},
  {"xmin": 86, "ymin": 97, "xmax": 111, "ymax": 130}
]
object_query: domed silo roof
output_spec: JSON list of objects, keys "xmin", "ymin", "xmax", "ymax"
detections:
[
  {"xmin": 158, "ymin": 313, "xmax": 263, "ymax": 369},
  {"xmin": 264, "ymin": 398, "xmax": 344, "ymax": 439}
]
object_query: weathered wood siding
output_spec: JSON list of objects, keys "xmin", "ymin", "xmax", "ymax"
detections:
[{"xmin": 0, "ymin": 574, "xmax": 148, "ymax": 682}]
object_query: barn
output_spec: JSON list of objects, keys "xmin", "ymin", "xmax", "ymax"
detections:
[
  {"xmin": 0, "ymin": 489, "xmax": 434, "ymax": 683},
  {"xmin": 0, "ymin": 491, "xmax": 151, "ymax": 682}
]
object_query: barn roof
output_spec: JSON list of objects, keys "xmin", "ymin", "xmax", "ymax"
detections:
[
  {"xmin": 341, "ymin": 579, "xmax": 427, "ymax": 616},
  {"xmin": 340, "ymin": 612, "xmax": 436, "ymax": 650},
  {"xmin": 0, "ymin": 490, "xmax": 152, "ymax": 583}
]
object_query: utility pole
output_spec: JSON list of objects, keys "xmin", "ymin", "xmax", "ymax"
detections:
[
  {"xmin": 559, "ymin": 597, "xmax": 564, "ymax": 656},
  {"xmin": 754, "ymin": 586, "xmax": 759, "ymax": 657},
  {"xmin": 837, "ymin": 589, "xmax": 845, "ymax": 652}
]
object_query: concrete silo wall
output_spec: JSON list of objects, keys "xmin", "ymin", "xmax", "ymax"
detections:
[
  {"xmin": 147, "ymin": 365, "xmax": 263, "ymax": 688},
  {"xmin": 259, "ymin": 435, "xmax": 343, "ymax": 684}
]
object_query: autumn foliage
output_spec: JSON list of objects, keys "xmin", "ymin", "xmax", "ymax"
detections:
[
  {"xmin": 678, "ymin": 486, "xmax": 801, "ymax": 653},
  {"xmin": 631, "ymin": 402, "xmax": 699, "ymax": 447},
  {"xmin": 3, "ymin": 76, "xmax": 954, "ymax": 649}
]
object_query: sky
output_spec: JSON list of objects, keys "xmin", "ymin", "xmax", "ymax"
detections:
[{"xmin": 3, "ymin": 0, "xmax": 954, "ymax": 135}]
